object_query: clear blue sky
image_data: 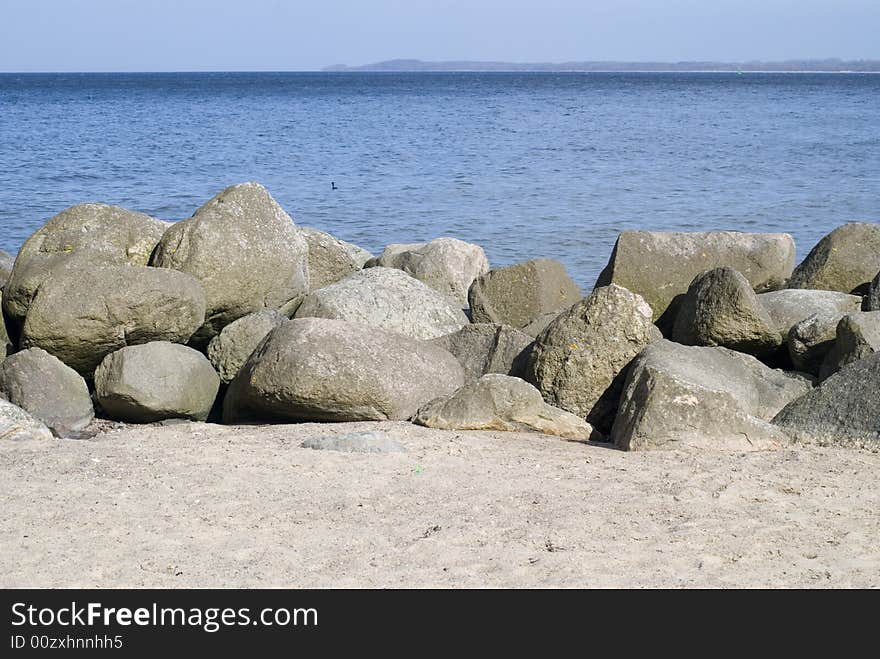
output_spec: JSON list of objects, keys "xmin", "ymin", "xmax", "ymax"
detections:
[{"xmin": 1, "ymin": 0, "xmax": 877, "ymax": 72}]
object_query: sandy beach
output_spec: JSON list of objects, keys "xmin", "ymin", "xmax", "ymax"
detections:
[{"xmin": 2, "ymin": 421, "xmax": 877, "ymax": 588}]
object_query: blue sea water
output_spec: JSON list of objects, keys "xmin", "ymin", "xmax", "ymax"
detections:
[{"xmin": 1, "ymin": 72, "xmax": 878, "ymax": 288}]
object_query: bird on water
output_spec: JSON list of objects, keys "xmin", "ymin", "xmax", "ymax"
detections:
[{"xmin": 331, "ymin": 181, "xmax": 338, "ymax": 190}]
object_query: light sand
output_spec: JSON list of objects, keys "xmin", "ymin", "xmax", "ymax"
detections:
[{"xmin": 2, "ymin": 420, "xmax": 878, "ymax": 588}]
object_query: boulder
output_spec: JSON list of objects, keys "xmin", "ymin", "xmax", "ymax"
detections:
[
  {"xmin": 864, "ymin": 271, "xmax": 880, "ymax": 311},
  {"xmin": 525, "ymin": 284, "xmax": 661, "ymax": 431},
  {"xmin": 300, "ymin": 226, "xmax": 372, "ymax": 292},
  {"xmin": 95, "ymin": 342, "xmax": 220, "ymax": 423},
  {"xmin": 671, "ymin": 267, "xmax": 781, "ymax": 356},
  {"xmin": 595, "ymin": 230, "xmax": 795, "ymax": 323},
  {"xmin": 0, "ymin": 250, "xmax": 14, "ymax": 287},
  {"xmin": 773, "ymin": 352, "xmax": 880, "ymax": 445},
  {"xmin": 468, "ymin": 259, "xmax": 581, "ymax": 335},
  {"xmin": 0, "ymin": 348, "xmax": 93, "ymax": 437},
  {"xmin": 819, "ymin": 312, "xmax": 880, "ymax": 381},
  {"xmin": 787, "ymin": 312, "xmax": 846, "ymax": 375},
  {"xmin": 301, "ymin": 431, "xmax": 406, "ymax": 454},
  {"xmin": 366, "ymin": 237, "xmax": 489, "ymax": 304},
  {"xmin": 757, "ymin": 289, "xmax": 862, "ymax": 337},
  {"xmin": 612, "ymin": 340, "xmax": 812, "ymax": 451},
  {"xmin": 430, "ymin": 323, "xmax": 533, "ymax": 383},
  {"xmin": 207, "ymin": 309, "xmax": 286, "ymax": 384},
  {"xmin": 0, "ymin": 398, "xmax": 54, "ymax": 442},
  {"xmin": 3, "ymin": 203, "xmax": 167, "ymax": 331},
  {"xmin": 294, "ymin": 267, "xmax": 468, "ymax": 340},
  {"xmin": 788, "ymin": 222, "xmax": 880, "ymax": 293},
  {"xmin": 223, "ymin": 318, "xmax": 464, "ymax": 423},
  {"xmin": 150, "ymin": 182, "xmax": 310, "ymax": 344},
  {"xmin": 20, "ymin": 266, "xmax": 206, "ymax": 377},
  {"xmin": 0, "ymin": 292, "xmax": 11, "ymax": 358},
  {"xmin": 414, "ymin": 374, "xmax": 601, "ymax": 441}
]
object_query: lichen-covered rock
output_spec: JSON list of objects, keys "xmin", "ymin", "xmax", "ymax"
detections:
[
  {"xmin": 672, "ymin": 267, "xmax": 781, "ymax": 356},
  {"xmin": 366, "ymin": 237, "xmax": 489, "ymax": 304},
  {"xmin": 613, "ymin": 340, "xmax": 811, "ymax": 451},
  {"xmin": 2, "ymin": 204, "xmax": 167, "ymax": 333},
  {"xmin": 223, "ymin": 318, "xmax": 464, "ymax": 423},
  {"xmin": 818, "ymin": 312, "xmax": 880, "ymax": 381},
  {"xmin": 300, "ymin": 226, "xmax": 372, "ymax": 292},
  {"xmin": 0, "ymin": 348, "xmax": 93, "ymax": 437},
  {"xmin": 150, "ymin": 182, "xmax": 310, "ymax": 344},
  {"xmin": 294, "ymin": 267, "xmax": 468, "ymax": 340},
  {"xmin": 773, "ymin": 352, "xmax": 880, "ymax": 446},
  {"xmin": 525, "ymin": 284, "xmax": 661, "ymax": 431},
  {"xmin": 757, "ymin": 289, "xmax": 862, "ymax": 337},
  {"xmin": 788, "ymin": 222, "xmax": 880, "ymax": 293},
  {"xmin": 20, "ymin": 265, "xmax": 206, "ymax": 377},
  {"xmin": 207, "ymin": 309, "xmax": 286, "ymax": 384},
  {"xmin": 430, "ymin": 323, "xmax": 533, "ymax": 383},
  {"xmin": 595, "ymin": 230, "xmax": 795, "ymax": 323},
  {"xmin": 787, "ymin": 312, "xmax": 846, "ymax": 375},
  {"xmin": 468, "ymin": 259, "xmax": 581, "ymax": 335},
  {"xmin": 0, "ymin": 398, "xmax": 54, "ymax": 442},
  {"xmin": 414, "ymin": 374, "xmax": 601, "ymax": 441},
  {"xmin": 95, "ymin": 342, "xmax": 220, "ymax": 423}
]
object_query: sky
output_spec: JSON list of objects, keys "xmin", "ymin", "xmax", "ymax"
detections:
[{"xmin": 1, "ymin": 0, "xmax": 878, "ymax": 72}]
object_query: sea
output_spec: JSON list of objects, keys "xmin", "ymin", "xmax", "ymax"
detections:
[{"xmin": 1, "ymin": 72, "xmax": 878, "ymax": 289}]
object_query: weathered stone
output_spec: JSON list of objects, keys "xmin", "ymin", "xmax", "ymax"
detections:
[
  {"xmin": 468, "ymin": 259, "xmax": 581, "ymax": 334},
  {"xmin": 294, "ymin": 267, "xmax": 467, "ymax": 340},
  {"xmin": 223, "ymin": 318, "xmax": 464, "ymax": 423},
  {"xmin": 773, "ymin": 352, "xmax": 880, "ymax": 445},
  {"xmin": 301, "ymin": 431, "xmax": 406, "ymax": 453},
  {"xmin": 20, "ymin": 266, "xmax": 206, "ymax": 377},
  {"xmin": 300, "ymin": 226, "xmax": 372, "ymax": 292},
  {"xmin": 864, "ymin": 271, "xmax": 880, "ymax": 311},
  {"xmin": 430, "ymin": 323, "xmax": 533, "ymax": 383},
  {"xmin": 3, "ymin": 204, "xmax": 167, "ymax": 331},
  {"xmin": 150, "ymin": 182, "xmax": 309, "ymax": 344},
  {"xmin": 819, "ymin": 312, "xmax": 880, "ymax": 381},
  {"xmin": 0, "ymin": 348, "xmax": 93, "ymax": 437},
  {"xmin": 788, "ymin": 222, "xmax": 880, "ymax": 293},
  {"xmin": 613, "ymin": 340, "xmax": 811, "ymax": 451},
  {"xmin": 207, "ymin": 309, "xmax": 286, "ymax": 384},
  {"xmin": 0, "ymin": 292, "xmax": 11, "ymax": 359},
  {"xmin": 0, "ymin": 250, "xmax": 14, "ymax": 287},
  {"xmin": 757, "ymin": 289, "xmax": 862, "ymax": 337},
  {"xmin": 787, "ymin": 312, "xmax": 846, "ymax": 375},
  {"xmin": 366, "ymin": 237, "xmax": 489, "ymax": 304},
  {"xmin": 595, "ymin": 230, "xmax": 795, "ymax": 322},
  {"xmin": 0, "ymin": 398, "xmax": 54, "ymax": 442},
  {"xmin": 95, "ymin": 342, "xmax": 220, "ymax": 423},
  {"xmin": 414, "ymin": 374, "xmax": 601, "ymax": 441},
  {"xmin": 525, "ymin": 284, "xmax": 661, "ymax": 431},
  {"xmin": 672, "ymin": 267, "xmax": 781, "ymax": 356}
]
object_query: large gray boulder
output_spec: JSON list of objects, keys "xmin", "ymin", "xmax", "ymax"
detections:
[
  {"xmin": 818, "ymin": 312, "xmax": 880, "ymax": 381},
  {"xmin": 294, "ymin": 267, "xmax": 468, "ymax": 340},
  {"xmin": 757, "ymin": 289, "xmax": 862, "ymax": 337},
  {"xmin": 0, "ymin": 250, "xmax": 15, "ymax": 287},
  {"xmin": 430, "ymin": 323, "xmax": 533, "ymax": 383},
  {"xmin": 613, "ymin": 340, "xmax": 812, "ymax": 451},
  {"xmin": 672, "ymin": 267, "xmax": 781, "ymax": 356},
  {"xmin": 20, "ymin": 266, "xmax": 206, "ymax": 377},
  {"xmin": 95, "ymin": 342, "xmax": 220, "ymax": 423},
  {"xmin": 787, "ymin": 312, "xmax": 846, "ymax": 375},
  {"xmin": 864, "ymin": 271, "xmax": 880, "ymax": 311},
  {"xmin": 414, "ymin": 374, "xmax": 601, "ymax": 441},
  {"xmin": 0, "ymin": 348, "xmax": 93, "ymax": 437},
  {"xmin": 788, "ymin": 222, "xmax": 880, "ymax": 293},
  {"xmin": 300, "ymin": 226, "xmax": 372, "ymax": 292},
  {"xmin": 468, "ymin": 259, "xmax": 582, "ymax": 336},
  {"xmin": 525, "ymin": 284, "xmax": 661, "ymax": 431},
  {"xmin": 207, "ymin": 309, "xmax": 286, "ymax": 384},
  {"xmin": 366, "ymin": 237, "xmax": 489, "ymax": 305},
  {"xmin": 0, "ymin": 398, "xmax": 54, "ymax": 442},
  {"xmin": 224, "ymin": 318, "xmax": 464, "ymax": 423},
  {"xmin": 773, "ymin": 352, "xmax": 880, "ymax": 445},
  {"xmin": 0, "ymin": 292, "xmax": 11, "ymax": 359},
  {"xmin": 150, "ymin": 182, "xmax": 310, "ymax": 345},
  {"xmin": 595, "ymin": 230, "xmax": 795, "ymax": 323},
  {"xmin": 3, "ymin": 204, "xmax": 167, "ymax": 332}
]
